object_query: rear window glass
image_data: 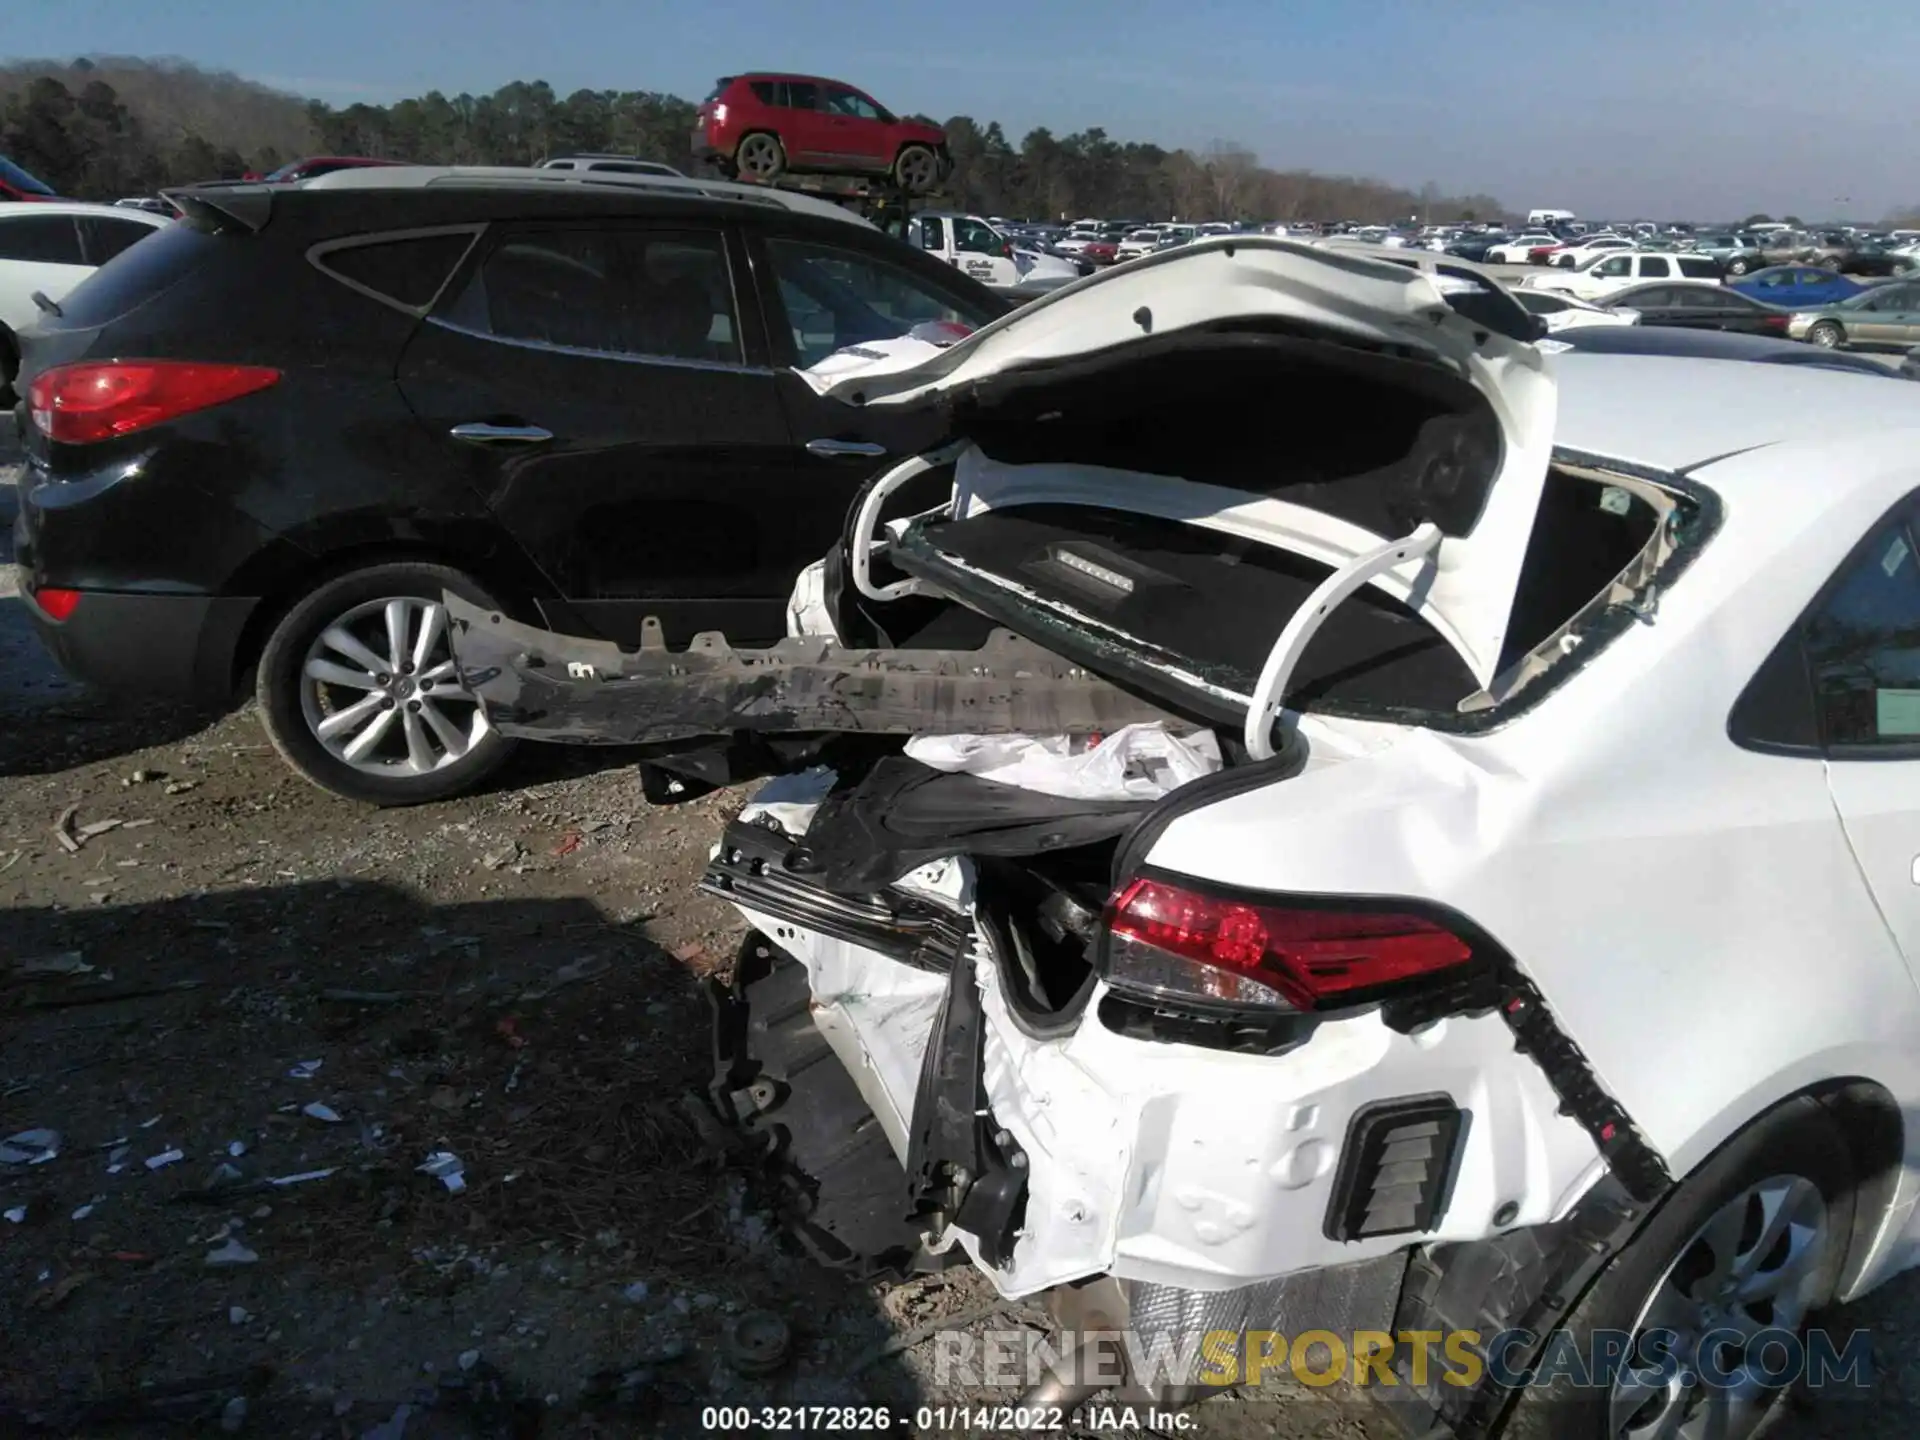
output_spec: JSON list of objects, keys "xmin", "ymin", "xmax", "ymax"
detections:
[
  {"xmin": 1678, "ymin": 256, "xmax": 1720, "ymax": 278},
  {"xmin": 0, "ymin": 213, "xmax": 81, "ymax": 265},
  {"xmin": 706, "ymin": 78, "xmax": 734, "ymax": 103},
  {"xmin": 314, "ymin": 231, "xmax": 477, "ymax": 309},
  {"xmin": 43, "ymin": 219, "xmax": 220, "ymax": 328}
]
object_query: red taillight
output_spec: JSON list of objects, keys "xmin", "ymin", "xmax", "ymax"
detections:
[
  {"xmin": 1105, "ymin": 877, "xmax": 1475, "ymax": 1012},
  {"xmin": 28, "ymin": 361, "xmax": 280, "ymax": 445},
  {"xmin": 1762, "ymin": 313, "xmax": 1790, "ymax": 332},
  {"xmin": 35, "ymin": 588, "xmax": 82, "ymax": 621}
]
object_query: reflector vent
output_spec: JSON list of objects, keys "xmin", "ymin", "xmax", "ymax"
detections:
[{"xmin": 1324, "ymin": 1096, "xmax": 1464, "ymax": 1242}]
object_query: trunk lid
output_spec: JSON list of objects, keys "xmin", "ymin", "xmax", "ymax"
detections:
[{"xmin": 815, "ymin": 238, "xmax": 1556, "ymax": 688}]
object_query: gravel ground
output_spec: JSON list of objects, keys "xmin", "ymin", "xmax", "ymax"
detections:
[{"xmin": 2, "ymin": 425, "xmax": 1916, "ymax": 1439}]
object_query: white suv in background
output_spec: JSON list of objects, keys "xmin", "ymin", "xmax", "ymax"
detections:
[
  {"xmin": 0, "ymin": 200, "xmax": 172, "ymax": 400},
  {"xmin": 1527, "ymin": 249, "xmax": 1723, "ymax": 300}
]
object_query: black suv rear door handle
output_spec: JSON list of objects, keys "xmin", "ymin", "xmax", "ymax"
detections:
[
  {"xmin": 450, "ymin": 422, "xmax": 554, "ymax": 445},
  {"xmin": 805, "ymin": 438, "xmax": 887, "ymax": 458}
]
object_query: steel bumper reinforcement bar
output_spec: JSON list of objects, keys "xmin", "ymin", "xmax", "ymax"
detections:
[{"xmin": 443, "ymin": 594, "xmax": 1176, "ymax": 745}]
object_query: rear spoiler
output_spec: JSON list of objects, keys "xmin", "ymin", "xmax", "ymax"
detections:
[{"xmin": 162, "ymin": 184, "xmax": 274, "ymax": 235}]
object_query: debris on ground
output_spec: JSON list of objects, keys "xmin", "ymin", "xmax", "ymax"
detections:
[
  {"xmin": 0, "ymin": 1127, "xmax": 62, "ymax": 1165},
  {"xmin": 286, "ymin": 1059, "xmax": 322, "ymax": 1080},
  {"xmin": 418, "ymin": 1151, "xmax": 466, "ymax": 1193},
  {"xmin": 301, "ymin": 1101, "xmax": 343, "ymax": 1124},
  {"xmin": 144, "ymin": 1148, "xmax": 185, "ymax": 1170},
  {"xmin": 725, "ymin": 1310, "xmax": 794, "ymax": 1377},
  {"xmin": 205, "ymin": 1238, "xmax": 260, "ymax": 1266},
  {"xmin": 11, "ymin": 951, "xmax": 93, "ymax": 977}
]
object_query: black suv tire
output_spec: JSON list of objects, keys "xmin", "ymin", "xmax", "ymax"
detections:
[{"xmin": 256, "ymin": 561, "xmax": 517, "ymax": 806}]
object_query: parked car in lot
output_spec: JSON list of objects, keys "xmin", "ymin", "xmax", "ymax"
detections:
[
  {"xmin": 1905, "ymin": 344, "xmax": 1920, "ymax": 381},
  {"xmin": 1833, "ymin": 244, "xmax": 1915, "ymax": 277},
  {"xmin": 1787, "ymin": 280, "xmax": 1920, "ymax": 350},
  {"xmin": 1687, "ymin": 232, "xmax": 1766, "ymax": 276},
  {"xmin": 261, "ymin": 157, "xmax": 411, "ymax": 184},
  {"xmin": 1483, "ymin": 231, "xmax": 1564, "ymax": 264},
  {"xmin": 1546, "ymin": 321, "xmax": 1906, "ymax": 378},
  {"xmin": 1113, "ymin": 227, "xmax": 1163, "ymax": 262},
  {"xmin": 1755, "ymin": 229, "xmax": 1818, "ymax": 266},
  {"xmin": 1729, "ymin": 265, "xmax": 1864, "ymax": 309},
  {"xmin": 693, "ymin": 74, "xmax": 950, "ymax": 194},
  {"xmin": 1597, "ymin": 280, "xmax": 1793, "ymax": 335},
  {"xmin": 1526, "ymin": 249, "xmax": 1722, "ymax": 300},
  {"xmin": 1442, "ymin": 232, "xmax": 1509, "ymax": 262},
  {"xmin": 1550, "ymin": 233, "xmax": 1633, "ymax": 268},
  {"xmin": 0, "ymin": 200, "xmax": 172, "ymax": 402},
  {"xmin": 1511, "ymin": 287, "xmax": 1640, "ymax": 331},
  {"xmin": 450, "ymin": 243, "xmax": 1920, "ymax": 1440},
  {"xmin": 9, "ymin": 166, "xmax": 1010, "ymax": 804},
  {"xmin": 0, "ymin": 156, "xmax": 59, "ymax": 202}
]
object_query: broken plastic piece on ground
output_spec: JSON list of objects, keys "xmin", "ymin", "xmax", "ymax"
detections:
[
  {"xmin": 302, "ymin": 1102, "xmax": 343, "ymax": 1124},
  {"xmin": 270, "ymin": 1168, "xmax": 338, "ymax": 1187},
  {"xmin": 724, "ymin": 1310, "xmax": 793, "ymax": 1377},
  {"xmin": 4, "ymin": 1205, "xmax": 27, "ymax": 1223},
  {"xmin": 145, "ymin": 1147, "xmax": 185, "ymax": 1169},
  {"xmin": 419, "ymin": 1151, "xmax": 467, "ymax": 1193},
  {"xmin": 1, "ymin": 1128, "xmax": 63, "ymax": 1165},
  {"xmin": 358, "ymin": 1403, "xmax": 413, "ymax": 1440},
  {"xmin": 12, "ymin": 952, "xmax": 93, "ymax": 977},
  {"xmin": 903, "ymin": 721, "xmax": 1223, "ymax": 801},
  {"xmin": 205, "ymin": 1238, "xmax": 260, "ymax": 1265},
  {"xmin": 554, "ymin": 831, "xmax": 583, "ymax": 857},
  {"xmin": 518, "ymin": 954, "xmax": 610, "ymax": 1001},
  {"xmin": 286, "ymin": 1060, "xmax": 322, "ymax": 1080}
]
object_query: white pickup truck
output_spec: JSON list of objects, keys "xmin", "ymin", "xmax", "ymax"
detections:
[{"xmin": 904, "ymin": 211, "xmax": 1081, "ymax": 294}]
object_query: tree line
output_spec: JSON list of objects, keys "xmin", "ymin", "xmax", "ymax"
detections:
[
  {"xmin": 1, "ymin": 56, "xmax": 1513, "ymax": 223},
  {"xmin": 19, "ymin": 56, "xmax": 1908, "ymax": 227}
]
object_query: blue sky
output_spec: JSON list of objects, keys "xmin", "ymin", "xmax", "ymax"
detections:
[{"xmin": 11, "ymin": 0, "xmax": 1917, "ymax": 218}]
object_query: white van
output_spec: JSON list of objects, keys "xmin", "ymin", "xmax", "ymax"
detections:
[{"xmin": 1527, "ymin": 208, "xmax": 1576, "ymax": 226}]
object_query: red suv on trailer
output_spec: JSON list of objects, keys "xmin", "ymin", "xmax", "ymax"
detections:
[{"xmin": 694, "ymin": 74, "xmax": 950, "ymax": 194}]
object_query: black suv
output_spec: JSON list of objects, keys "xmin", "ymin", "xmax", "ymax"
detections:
[{"xmin": 12, "ymin": 167, "xmax": 1009, "ymax": 803}]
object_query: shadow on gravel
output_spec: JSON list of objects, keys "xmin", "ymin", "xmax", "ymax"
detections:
[{"xmin": 0, "ymin": 879, "xmax": 929, "ymax": 1435}]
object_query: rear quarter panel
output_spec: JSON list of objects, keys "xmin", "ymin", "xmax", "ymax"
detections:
[{"xmin": 1140, "ymin": 445, "xmax": 1920, "ymax": 1199}]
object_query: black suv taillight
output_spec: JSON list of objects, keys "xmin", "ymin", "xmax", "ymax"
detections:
[
  {"xmin": 29, "ymin": 361, "xmax": 280, "ymax": 445},
  {"xmin": 1103, "ymin": 876, "xmax": 1480, "ymax": 1013}
]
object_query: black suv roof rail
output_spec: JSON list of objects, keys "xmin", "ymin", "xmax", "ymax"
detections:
[{"xmin": 296, "ymin": 164, "xmax": 868, "ymax": 227}]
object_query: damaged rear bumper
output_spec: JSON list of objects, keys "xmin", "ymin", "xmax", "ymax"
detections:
[
  {"xmin": 443, "ymin": 595, "xmax": 1176, "ymax": 745},
  {"xmin": 696, "ymin": 802, "xmax": 1618, "ymax": 1302}
]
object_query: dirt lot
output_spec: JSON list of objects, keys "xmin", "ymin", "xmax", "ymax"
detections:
[{"xmin": 2, "ymin": 425, "xmax": 1916, "ymax": 1439}]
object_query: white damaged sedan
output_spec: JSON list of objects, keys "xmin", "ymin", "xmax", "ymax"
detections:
[{"xmin": 448, "ymin": 239, "xmax": 1920, "ymax": 1439}]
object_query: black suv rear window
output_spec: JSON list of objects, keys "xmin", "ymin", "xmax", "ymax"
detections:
[
  {"xmin": 45, "ymin": 220, "xmax": 219, "ymax": 328},
  {"xmin": 313, "ymin": 231, "xmax": 477, "ymax": 310}
]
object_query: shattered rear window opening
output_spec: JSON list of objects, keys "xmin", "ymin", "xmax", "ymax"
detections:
[{"xmin": 886, "ymin": 462, "xmax": 1701, "ymax": 733}]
